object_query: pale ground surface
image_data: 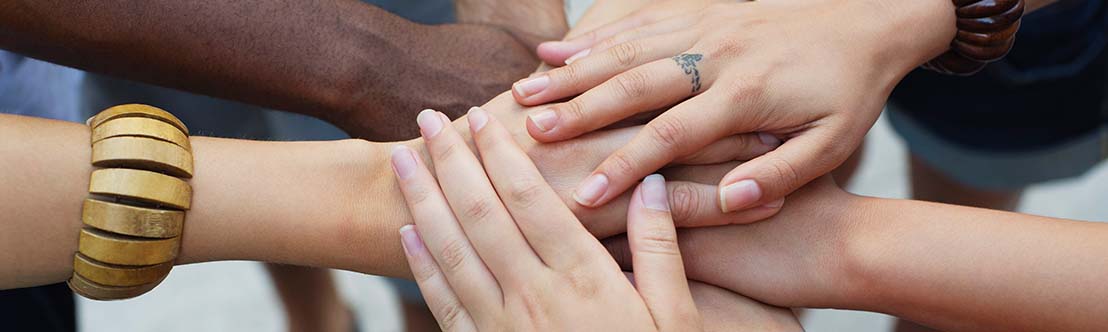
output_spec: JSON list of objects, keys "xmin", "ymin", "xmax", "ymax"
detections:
[{"xmin": 79, "ymin": 1, "xmax": 1108, "ymax": 331}]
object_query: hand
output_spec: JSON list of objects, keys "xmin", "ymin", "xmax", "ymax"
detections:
[
  {"xmin": 412, "ymin": 92, "xmax": 785, "ymax": 238},
  {"xmin": 454, "ymin": 0, "xmax": 569, "ymax": 51},
  {"xmin": 338, "ymin": 24, "xmax": 538, "ymax": 141},
  {"xmin": 510, "ymin": 0, "xmax": 955, "ymax": 213},
  {"xmin": 393, "ymin": 107, "xmax": 701, "ymax": 331},
  {"xmin": 604, "ymin": 172, "xmax": 866, "ymax": 309}
]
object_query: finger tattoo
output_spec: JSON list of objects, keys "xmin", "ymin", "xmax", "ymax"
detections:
[{"xmin": 672, "ymin": 53, "xmax": 703, "ymax": 93}]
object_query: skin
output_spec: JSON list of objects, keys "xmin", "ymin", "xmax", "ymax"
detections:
[
  {"xmin": 602, "ymin": 172, "xmax": 1108, "ymax": 332},
  {"xmin": 0, "ymin": 92, "xmax": 784, "ymax": 286},
  {"xmin": 513, "ymin": 0, "xmax": 1061, "ymax": 217},
  {"xmin": 0, "ymin": 0, "xmax": 541, "ymax": 141},
  {"xmin": 396, "ymin": 107, "xmax": 702, "ymax": 331},
  {"xmin": 0, "ymin": 98, "xmax": 799, "ymax": 330}
]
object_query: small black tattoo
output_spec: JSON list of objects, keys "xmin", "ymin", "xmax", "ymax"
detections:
[{"xmin": 672, "ymin": 53, "xmax": 703, "ymax": 93}]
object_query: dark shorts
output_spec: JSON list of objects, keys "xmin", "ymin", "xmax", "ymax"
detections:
[{"xmin": 887, "ymin": 0, "xmax": 1108, "ymax": 189}]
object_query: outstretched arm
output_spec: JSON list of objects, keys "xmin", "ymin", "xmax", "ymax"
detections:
[
  {"xmin": 0, "ymin": 0, "xmax": 538, "ymax": 140},
  {"xmin": 0, "ymin": 92, "xmax": 774, "ymax": 289},
  {"xmin": 606, "ymin": 172, "xmax": 1108, "ymax": 332}
]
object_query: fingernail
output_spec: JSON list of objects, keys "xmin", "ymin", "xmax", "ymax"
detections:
[
  {"xmin": 390, "ymin": 145, "xmax": 418, "ymax": 180},
  {"xmin": 467, "ymin": 106, "xmax": 488, "ymax": 132},
  {"xmin": 574, "ymin": 173, "xmax": 609, "ymax": 206},
  {"xmin": 417, "ymin": 109, "xmax": 443, "ymax": 138},
  {"xmin": 758, "ymin": 133, "xmax": 781, "ymax": 147},
  {"xmin": 720, "ymin": 179, "xmax": 762, "ymax": 213},
  {"xmin": 513, "ymin": 75, "xmax": 549, "ymax": 98},
  {"xmin": 564, "ymin": 48, "xmax": 591, "ymax": 65},
  {"xmin": 399, "ymin": 225, "xmax": 424, "ymax": 256},
  {"xmin": 762, "ymin": 198, "xmax": 785, "ymax": 208},
  {"xmin": 528, "ymin": 109, "xmax": 558, "ymax": 133},
  {"xmin": 641, "ymin": 174, "xmax": 669, "ymax": 211}
]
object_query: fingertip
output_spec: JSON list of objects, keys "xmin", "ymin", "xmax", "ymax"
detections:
[
  {"xmin": 467, "ymin": 106, "xmax": 488, "ymax": 132},
  {"xmin": 537, "ymin": 41, "xmax": 580, "ymax": 66},
  {"xmin": 390, "ymin": 145, "xmax": 419, "ymax": 180},
  {"xmin": 641, "ymin": 174, "xmax": 670, "ymax": 212}
]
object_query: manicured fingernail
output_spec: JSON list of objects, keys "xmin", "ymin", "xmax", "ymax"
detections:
[
  {"xmin": 759, "ymin": 133, "xmax": 781, "ymax": 147},
  {"xmin": 528, "ymin": 109, "xmax": 558, "ymax": 132},
  {"xmin": 467, "ymin": 106, "xmax": 488, "ymax": 132},
  {"xmin": 417, "ymin": 109, "xmax": 443, "ymax": 138},
  {"xmin": 641, "ymin": 174, "xmax": 669, "ymax": 211},
  {"xmin": 564, "ymin": 48, "xmax": 591, "ymax": 65},
  {"xmin": 574, "ymin": 173, "xmax": 609, "ymax": 206},
  {"xmin": 513, "ymin": 75, "xmax": 549, "ymax": 98},
  {"xmin": 762, "ymin": 198, "xmax": 785, "ymax": 208},
  {"xmin": 720, "ymin": 179, "xmax": 762, "ymax": 213},
  {"xmin": 399, "ymin": 225, "xmax": 424, "ymax": 256},
  {"xmin": 390, "ymin": 145, "xmax": 418, "ymax": 180}
]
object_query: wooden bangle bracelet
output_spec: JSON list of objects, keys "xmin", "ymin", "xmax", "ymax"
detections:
[
  {"xmin": 92, "ymin": 136, "xmax": 194, "ymax": 178},
  {"xmin": 68, "ymin": 271, "xmax": 167, "ymax": 301},
  {"xmin": 82, "ymin": 198, "xmax": 184, "ymax": 238},
  {"xmin": 924, "ymin": 0, "xmax": 1024, "ymax": 75},
  {"xmin": 88, "ymin": 104, "xmax": 189, "ymax": 135},
  {"xmin": 72, "ymin": 253, "xmax": 173, "ymax": 287},
  {"xmin": 77, "ymin": 228, "xmax": 180, "ymax": 266},
  {"xmin": 89, "ymin": 168, "xmax": 192, "ymax": 210},
  {"xmin": 91, "ymin": 116, "xmax": 192, "ymax": 151}
]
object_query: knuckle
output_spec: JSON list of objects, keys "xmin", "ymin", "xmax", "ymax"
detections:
[
  {"xmin": 648, "ymin": 117, "xmax": 688, "ymax": 151},
  {"xmin": 405, "ymin": 186, "xmax": 435, "ymax": 206},
  {"xmin": 635, "ymin": 225, "xmax": 682, "ymax": 257},
  {"xmin": 723, "ymin": 78, "xmax": 768, "ymax": 110},
  {"xmin": 609, "ymin": 40, "xmax": 644, "ymax": 68},
  {"xmin": 668, "ymin": 182, "xmax": 700, "ymax": 225},
  {"xmin": 563, "ymin": 266, "xmax": 601, "ymax": 297},
  {"xmin": 438, "ymin": 238, "xmax": 473, "ymax": 274},
  {"xmin": 610, "ymin": 69, "xmax": 650, "ymax": 100},
  {"xmin": 704, "ymin": 37, "xmax": 746, "ymax": 60},
  {"xmin": 554, "ymin": 99, "xmax": 587, "ymax": 124},
  {"xmin": 764, "ymin": 154, "xmax": 803, "ymax": 194},
  {"xmin": 460, "ymin": 197, "xmax": 496, "ymax": 221},
  {"xmin": 432, "ymin": 141, "xmax": 462, "ymax": 162},
  {"xmin": 436, "ymin": 299, "xmax": 467, "ymax": 331},
  {"xmin": 551, "ymin": 64, "xmax": 583, "ymax": 89},
  {"xmin": 506, "ymin": 179, "xmax": 547, "ymax": 209},
  {"xmin": 605, "ymin": 152, "xmax": 638, "ymax": 179}
]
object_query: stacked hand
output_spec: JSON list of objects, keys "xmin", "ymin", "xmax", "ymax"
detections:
[
  {"xmin": 512, "ymin": 0, "xmax": 954, "ymax": 213},
  {"xmin": 393, "ymin": 107, "xmax": 801, "ymax": 331}
]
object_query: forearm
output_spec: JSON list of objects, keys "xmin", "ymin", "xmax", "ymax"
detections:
[
  {"xmin": 0, "ymin": 113, "xmax": 417, "ymax": 288},
  {"xmin": 846, "ymin": 197, "xmax": 1108, "ymax": 331},
  {"xmin": 0, "ymin": 0, "xmax": 532, "ymax": 140}
]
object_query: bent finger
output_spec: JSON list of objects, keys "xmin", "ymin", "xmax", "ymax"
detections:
[{"xmin": 717, "ymin": 126, "xmax": 854, "ymax": 213}]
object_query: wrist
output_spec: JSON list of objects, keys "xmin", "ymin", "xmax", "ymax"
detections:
[
  {"xmin": 838, "ymin": 196, "xmax": 913, "ymax": 313},
  {"xmin": 857, "ymin": 0, "xmax": 957, "ymax": 80}
]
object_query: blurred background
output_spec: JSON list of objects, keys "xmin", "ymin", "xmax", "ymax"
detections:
[{"xmin": 3, "ymin": 0, "xmax": 1104, "ymax": 331}]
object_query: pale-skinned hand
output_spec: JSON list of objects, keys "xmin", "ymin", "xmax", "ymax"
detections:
[{"xmin": 512, "ymin": 0, "xmax": 955, "ymax": 214}]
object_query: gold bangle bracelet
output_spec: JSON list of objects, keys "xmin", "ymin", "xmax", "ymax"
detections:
[
  {"xmin": 91, "ymin": 116, "xmax": 192, "ymax": 151},
  {"xmin": 73, "ymin": 104, "xmax": 193, "ymax": 301},
  {"xmin": 88, "ymin": 104, "xmax": 189, "ymax": 135},
  {"xmin": 72, "ymin": 253, "xmax": 173, "ymax": 287},
  {"xmin": 67, "ymin": 272, "xmax": 167, "ymax": 301},
  {"xmin": 78, "ymin": 228, "xmax": 180, "ymax": 266},
  {"xmin": 82, "ymin": 198, "xmax": 184, "ymax": 238},
  {"xmin": 89, "ymin": 168, "xmax": 192, "ymax": 210},
  {"xmin": 92, "ymin": 136, "xmax": 194, "ymax": 178}
]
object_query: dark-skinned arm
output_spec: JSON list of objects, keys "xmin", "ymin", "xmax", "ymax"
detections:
[{"xmin": 0, "ymin": 0, "xmax": 537, "ymax": 140}]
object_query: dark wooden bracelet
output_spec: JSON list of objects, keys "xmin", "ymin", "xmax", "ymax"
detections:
[{"xmin": 924, "ymin": 0, "xmax": 1025, "ymax": 75}]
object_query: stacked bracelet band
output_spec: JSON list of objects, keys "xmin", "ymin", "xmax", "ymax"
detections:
[
  {"xmin": 69, "ymin": 104, "xmax": 193, "ymax": 300},
  {"xmin": 924, "ymin": 0, "xmax": 1024, "ymax": 75}
]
